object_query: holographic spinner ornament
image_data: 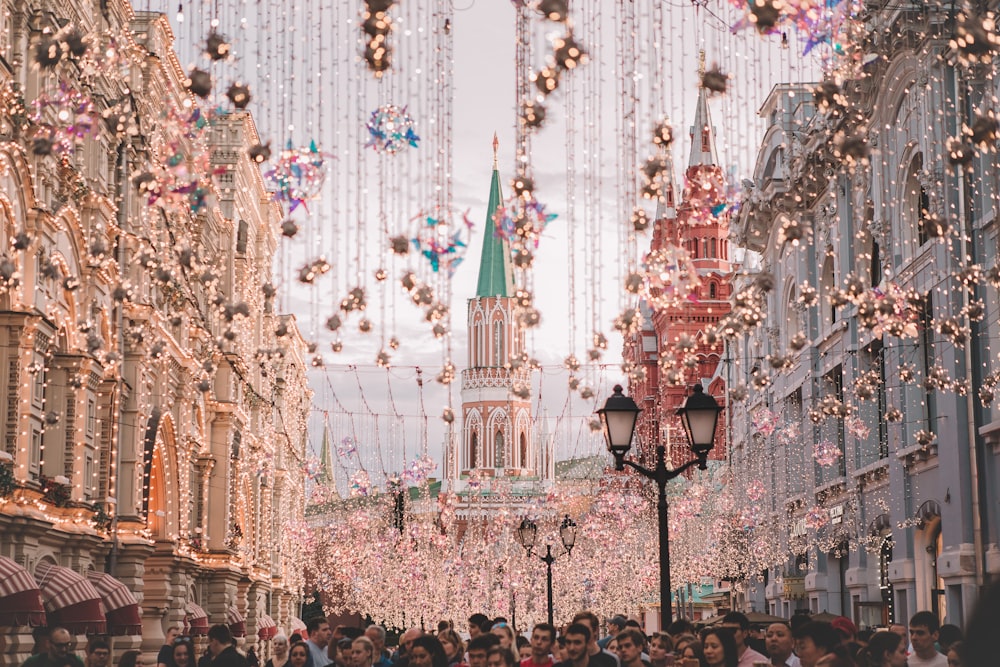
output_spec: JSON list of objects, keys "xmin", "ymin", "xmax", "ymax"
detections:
[{"xmin": 366, "ymin": 104, "xmax": 419, "ymax": 154}]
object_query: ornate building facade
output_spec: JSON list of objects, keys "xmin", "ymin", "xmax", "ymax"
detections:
[
  {"xmin": 729, "ymin": 5, "xmax": 1000, "ymax": 628},
  {"xmin": 0, "ymin": 2, "xmax": 310, "ymax": 664}
]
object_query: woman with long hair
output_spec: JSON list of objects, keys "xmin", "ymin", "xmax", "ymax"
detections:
[
  {"xmin": 437, "ymin": 629, "xmax": 466, "ymax": 667},
  {"xmin": 857, "ymin": 632, "xmax": 905, "ymax": 667},
  {"xmin": 700, "ymin": 629, "xmax": 738, "ymax": 667},
  {"xmin": 648, "ymin": 633, "xmax": 674, "ymax": 667},
  {"xmin": 490, "ymin": 624, "xmax": 516, "ymax": 651},
  {"xmin": 173, "ymin": 638, "xmax": 197, "ymax": 667},
  {"xmin": 289, "ymin": 642, "xmax": 311, "ymax": 667},
  {"xmin": 352, "ymin": 637, "xmax": 376, "ymax": 667},
  {"xmin": 409, "ymin": 636, "xmax": 449, "ymax": 667}
]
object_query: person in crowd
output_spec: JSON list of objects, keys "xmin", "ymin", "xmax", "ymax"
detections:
[
  {"xmin": 789, "ymin": 615, "xmax": 811, "ymax": 636},
  {"xmin": 173, "ymin": 637, "xmax": 197, "ymax": 667},
  {"xmin": 468, "ymin": 634, "xmax": 501, "ymax": 667},
  {"xmin": 488, "ymin": 648, "xmax": 519, "ymax": 667},
  {"xmin": 647, "ymin": 633, "xmax": 673, "ymax": 667},
  {"xmin": 439, "ymin": 622, "xmax": 454, "ymax": 635},
  {"xmin": 248, "ymin": 648, "xmax": 261, "ymax": 667},
  {"xmin": 266, "ymin": 635, "xmax": 290, "ymax": 667},
  {"xmin": 679, "ymin": 640, "xmax": 705, "ymax": 666},
  {"xmin": 469, "ymin": 616, "xmax": 492, "ymax": 641},
  {"xmin": 668, "ymin": 621, "xmax": 697, "ymax": 638},
  {"xmin": 366, "ymin": 626, "xmax": 393, "ymax": 667},
  {"xmin": 84, "ymin": 639, "xmax": 110, "ymax": 667},
  {"xmin": 354, "ymin": 637, "xmax": 377, "ymax": 667},
  {"xmin": 516, "ymin": 638, "xmax": 531, "ymax": 662},
  {"xmin": 906, "ymin": 612, "xmax": 947, "ymax": 667},
  {"xmin": 599, "ymin": 618, "xmax": 628, "ymax": 651},
  {"xmin": 605, "ymin": 641, "xmax": 617, "ymax": 658},
  {"xmin": 672, "ymin": 636, "xmax": 697, "ymax": 660},
  {"xmin": 21, "ymin": 627, "xmax": 84, "ymax": 667},
  {"xmin": 552, "ymin": 638, "xmax": 566, "ymax": 665},
  {"xmin": 700, "ymin": 629, "xmax": 739, "ymax": 667},
  {"xmin": 31, "ymin": 627, "xmax": 51, "ymax": 657},
  {"xmin": 936, "ymin": 626, "xmax": 961, "ymax": 656},
  {"xmin": 289, "ymin": 643, "xmax": 311, "ymax": 667},
  {"xmin": 792, "ymin": 623, "xmax": 840, "ymax": 667},
  {"xmin": 857, "ymin": 631, "xmax": 906, "ymax": 667},
  {"xmin": 520, "ymin": 623, "xmax": 555, "ymax": 667},
  {"xmin": 764, "ymin": 622, "xmax": 799, "ymax": 667},
  {"xmin": 571, "ymin": 612, "xmax": 619, "ymax": 667},
  {"xmin": 437, "ymin": 629, "xmax": 466, "ymax": 667},
  {"xmin": 554, "ymin": 623, "xmax": 592, "ymax": 667},
  {"xmin": 491, "ymin": 623, "xmax": 516, "ymax": 651},
  {"xmin": 306, "ymin": 617, "xmax": 334, "ymax": 667},
  {"xmin": 613, "ymin": 629, "xmax": 645, "ymax": 667},
  {"xmin": 410, "ymin": 636, "xmax": 449, "ymax": 667},
  {"xmin": 118, "ymin": 652, "xmax": 142, "ymax": 667},
  {"xmin": 395, "ymin": 629, "xmax": 425, "ymax": 667},
  {"xmin": 944, "ymin": 642, "xmax": 962, "ymax": 667},
  {"xmin": 720, "ymin": 613, "xmax": 768, "ymax": 667},
  {"xmin": 208, "ymin": 624, "xmax": 248, "ymax": 667},
  {"xmin": 335, "ymin": 639, "xmax": 356, "ymax": 667},
  {"xmin": 159, "ymin": 627, "xmax": 182, "ymax": 667}
]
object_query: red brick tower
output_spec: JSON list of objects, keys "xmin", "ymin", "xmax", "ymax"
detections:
[{"xmin": 626, "ymin": 84, "xmax": 732, "ymax": 469}]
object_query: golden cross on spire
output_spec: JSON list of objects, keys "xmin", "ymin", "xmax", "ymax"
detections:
[{"xmin": 493, "ymin": 132, "xmax": 499, "ymax": 168}]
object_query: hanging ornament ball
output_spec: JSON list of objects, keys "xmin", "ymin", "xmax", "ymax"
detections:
[
  {"xmin": 813, "ymin": 81, "xmax": 846, "ymax": 113},
  {"xmin": 280, "ymin": 219, "xmax": 299, "ymax": 238},
  {"xmin": 701, "ymin": 65, "xmax": 729, "ymax": 95},
  {"xmin": 511, "ymin": 174, "xmax": 535, "ymax": 198},
  {"xmin": 34, "ymin": 36, "xmax": 63, "ymax": 69},
  {"xmin": 748, "ymin": 0, "xmax": 782, "ymax": 33},
  {"xmin": 248, "ymin": 142, "xmax": 271, "ymax": 164},
  {"xmin": 204, "ymin": 31, "xmax": 232, "ymax": 61},
  {"xmin": 968, "ymin": 111, "xmax": 999, "ymax": 149},
  {"xmin": 533, "ymin": 66, "xmax": 560, "ymax": 95},
  {"xmin": 366, "ymin": 105, "xmax": 419, "ymax": 154},
  {"xmin": 642, "ymin": 244, "xmax": 701, "ymax": 309},
  {"xmin": 390, "ymin": 235, "xmax": 410, "ymax": 255},
  {"xmin": 62, "ymin": 28, "xmax": 89, "ymax": 58},
  {"xmin": 631, "ymin": 207, "xmax": 652, "ymax": 231},
  {"xmin": 521, "ymin": 99, "xmax": 547, "ymax": 129},
  {"xmin": 186, "ymin": 68, "xmax": 213, "ymax": 98},
  {"xmin": 652, "ymin": 119, "xmax": 673, "ymax": 146},
  {"xmin": 226, "ymin": 82, "xmax": 251, "ymax": 109},
  {"xmin": 553, "ymin": 33, "xmax": 588, "ymax": 69},
  {"xmin": 536, "ymin": 0, "xmax": 569, "ymax": 22}
]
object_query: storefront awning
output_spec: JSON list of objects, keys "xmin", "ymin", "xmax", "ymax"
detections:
[
  {"xmin": 86, "ymin": 571, "xmax": 142, "ymax": 636},
  {"xmin": 228, "ymin": 604, "xmax": 246, "ymax": 638},
  {"xmin": 289, "ymin": 616, "xmax": 306, "ymax": 632},
  {"xmin": 35, "ymin": 562, "xmax": 106, "ymax": 635},
  {"xmin": 0, "ymin": 556, "xmax": 46, "ymax": 627},
  {"xmin": 185, "ymin": 601, "xmax": 210, "ymax": 636},
  {"xmin": 258, "ymin": 614, "xmax": 277, "ymax": 640}
]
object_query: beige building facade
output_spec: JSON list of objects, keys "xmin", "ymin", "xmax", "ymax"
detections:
[{"xmin": 0, "ymin": 1, "xmax": 310, "ymax": 664}]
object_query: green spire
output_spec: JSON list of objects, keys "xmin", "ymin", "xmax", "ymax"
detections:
[{"xmin": 476, "ymin": 134, "xmax": 515, "ymax": 298}]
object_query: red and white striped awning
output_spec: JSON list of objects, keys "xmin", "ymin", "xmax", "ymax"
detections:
[
  {"xmin": 0, "ymin": 556, "xmax": 46, "ymax": 627},
  {"xmin": 289, "ymin": 616, "xmax": 306, "ymax": 632},
  {"xmin": 34, "ymin": 562, "xmax": 106, "ymax": 635},
  {"xmin": 257, "ymin": 614, "xmax": 277, "ymax": 640},
  {"xmin": 86, "ymin": 571, "xmax": 142, "ymax": 636},
  {"xmin": 228, "ymin": 604, "xmax": 246, "ymax": 638},
  {"xmin": 185, "ymin": 601, "xmax": 210, "ymax": 636}
]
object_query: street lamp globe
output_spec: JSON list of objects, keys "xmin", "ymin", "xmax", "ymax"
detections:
[
  {"xmin": 516, "ymin": 517, "xmax": 538, "ymax": 551},
  {"xmin": 597, "ymin": 384, "xmax": 641, "ymax": 464},
  {"xmin": 559, "ymin": 514, "xmax": 577, "ymax": 554},
  {"xmin": 675, "ymin": 384, "xmax": 722, "ymax": 462}
]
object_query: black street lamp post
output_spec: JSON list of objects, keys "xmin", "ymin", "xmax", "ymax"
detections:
[
  {"xmin": 516, "ymin": 514, "xmax": 577, "ymax": 627},
  {"xmin": 597, "ymin": 384, "xmax": 721, "ymax": 629}
]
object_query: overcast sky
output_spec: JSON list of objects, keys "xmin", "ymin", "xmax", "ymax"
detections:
[{"xmin": 158, "ymin": 0, "xmax": 823, "ymax": 491}]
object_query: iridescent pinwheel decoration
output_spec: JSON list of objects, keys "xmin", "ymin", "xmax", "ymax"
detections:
[
  {"xmin": 492, "ymin": 195, "xmax": 558, "ymax": 248},
  {"xmin": 366, "ymin": 105, "xmax": 419, "ymax": 154},
  {"xmin": 410, "ymin": 208, "xmax": 474, "ymax": 276},
  {"xmin": 29, "ymin": 82, "xmax": 97, "ymax": 156},
  {"xmin": 263, "ymin": 140, "xmax": 330, "ymax": 212}
]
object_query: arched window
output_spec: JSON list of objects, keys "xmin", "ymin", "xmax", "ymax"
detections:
[
  {"xmin": 702, "ymin": 239, "xmax": 709, "ymax": 258},
  {"xmin": 470, "ymin": 431, "xmax": 478, "ymax": 469},
  {"xmin": 871, "ymin": 238, "xmax": 882, "ymax": 286},
  {"xmin": 493, "ymin": 320, "xmax": 504, "ymax": 366},
  {"xmin": 821, "ymin": 254, "xmax": 836, "ymax": 328},
  {"xmin": 709, "ymin": 238, "xmax": 717, "ymax": 258},
  {"xmin": 709, "ymin": 282, "xmax": 717, "ymax": 299},
  {"xmin": 494, "ymin": 431, "xmax": 504, "ymax": 468},
  {"xmin": 690, "ymin": 239, "xmax": 698, "ymax": 258},
  {"xmin": 902, "ymin": 154, "xmax": 925, "ymax": 259},
  {"xmin": 519, "ymin": 433, "xmax": 528, "ymax": 469}
]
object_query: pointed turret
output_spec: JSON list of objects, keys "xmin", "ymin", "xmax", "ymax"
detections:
[
  {"xmin": 318, "ymin": 419, "xmax": 333, "ymax": 485},
  {"xmin": 689, "ymin": 54, "xmax": 720, "ymax": 168},
  {"xmin": 476, "ymin": 134, "xmax": 515, "ymax": 297}
]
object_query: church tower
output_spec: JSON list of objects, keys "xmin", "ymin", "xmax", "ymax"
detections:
[{"xmin": 459, "ymin": 138, "xmax": 535, "ymax": 478}]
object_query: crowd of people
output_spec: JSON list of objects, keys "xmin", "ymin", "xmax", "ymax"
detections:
[{"xmin": 19, "ymin": 583, "xmax": 1000, "ymax": 667}]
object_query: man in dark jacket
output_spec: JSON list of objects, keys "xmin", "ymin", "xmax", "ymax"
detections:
[{"xmin": 208, "ymin": 625, "xmax": 248, "ymax": 667}]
